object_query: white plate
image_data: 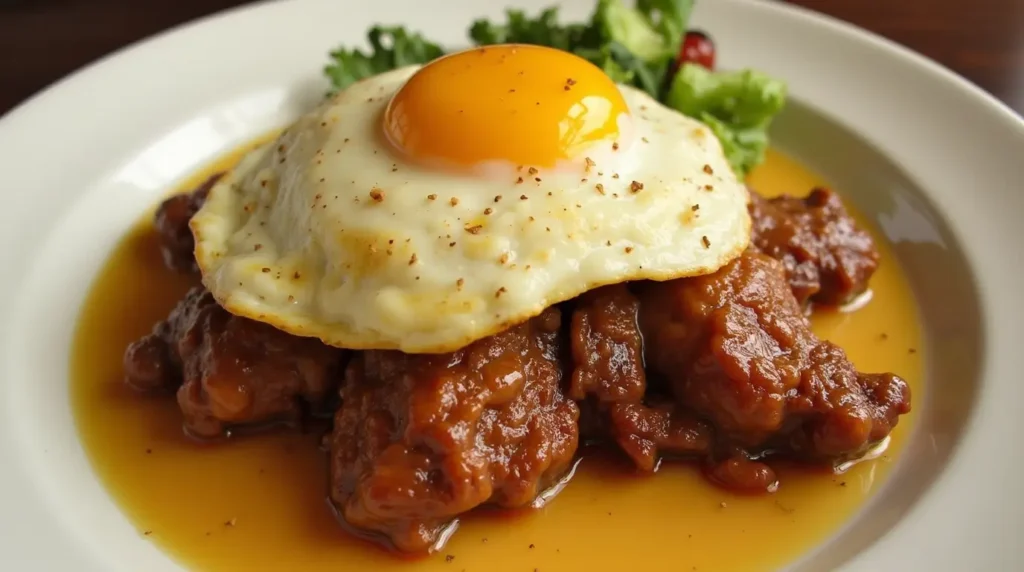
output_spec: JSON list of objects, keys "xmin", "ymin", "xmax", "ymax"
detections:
[{"xmin": 1, "ymin": 0, "xmax": 1022, "ymax": 570}]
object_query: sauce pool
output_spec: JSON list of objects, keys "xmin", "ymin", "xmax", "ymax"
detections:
[{"xmin": 70, "ymin": 145, "xmax": 924, "ymax": 572}]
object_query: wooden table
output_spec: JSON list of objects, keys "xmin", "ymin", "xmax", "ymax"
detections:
[{"xmin": 1, "ymin": 0, "xmax": 1021, "ymax": 116}]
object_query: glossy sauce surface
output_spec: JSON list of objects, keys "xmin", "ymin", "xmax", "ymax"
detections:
[{"xmin": 71, "ymin": 146, "xmax": 924, "ymax": 572}]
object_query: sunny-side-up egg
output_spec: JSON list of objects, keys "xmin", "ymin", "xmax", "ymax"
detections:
[{"xmin": 191, "ymin": 44, "xmax": 751, "ymax": 353}]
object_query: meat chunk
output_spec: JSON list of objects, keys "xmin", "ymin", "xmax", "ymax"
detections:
[
  {"xmin": 569, "ymin": 285, "xmax": 710, "ymax": 470},
  {"xmin": 569, "ymin": 285, "xmax": 646, "ymax": 404},
  {"xmin": 606, "ymin": 400, "xmax": 713, "ymax": 472},
  {"xmin": 123, "ymin": 288, "xmax": 208, "ymax": 394},
  {"xmin": 748, "ymin": 188, "xmax": 879, "ymax": 306},
  {"xmin": 328, "ymin": 308, "xmax": 579, "ymax": 553},
  {"xmin": 154, "ymin": 173, "xmax": 221, "ymax": 273},
  {"xmin": 638, "ymin": 251, "xmax": 910, "ymax": 487},
  {"xmin": 123, "ymin": 287, "xmax": 346, "ymax": 438}
]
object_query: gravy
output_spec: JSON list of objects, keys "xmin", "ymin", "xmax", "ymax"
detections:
[{"xmin": 70, "ymin": 145, "xmax": 924, "ymax": 571}]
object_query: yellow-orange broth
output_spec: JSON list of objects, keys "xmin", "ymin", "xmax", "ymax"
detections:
[{"xmin": 71, "ymin": 144, "xmax": 924, "ymax": 572}]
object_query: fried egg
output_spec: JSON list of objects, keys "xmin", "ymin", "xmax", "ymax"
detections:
[{"xmin": 192, "ymin": 44, "xmax": 751, "ymax": 353}]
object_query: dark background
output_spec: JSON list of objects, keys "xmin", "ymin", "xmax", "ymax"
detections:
[{"xmin": 1, "ymin": 0, "xmax": 1022, "ymax": 116}]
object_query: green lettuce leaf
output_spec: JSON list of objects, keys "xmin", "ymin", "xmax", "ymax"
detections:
[
  {"xmin": 468, "ymin": 8, "xmax": 590, "ymax": 50},
  {"xmin": 324, "ymin": 26, "xmax": 444, "ymax": 93},
  {"xmin": 667, "ymin": 62, "xmax": 787, "ymax": 176},
  {"xmin": 593, "ymin": 0, "xmax": 693, "ymax": 62},
  {"xmin": 468, "ymin": 1, "xmax": 691, "ymax": 98}
]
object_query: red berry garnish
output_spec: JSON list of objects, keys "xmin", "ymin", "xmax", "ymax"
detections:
[{"xmin": 678, "ymin": 30, "xmax": 716, "ymax": 70}]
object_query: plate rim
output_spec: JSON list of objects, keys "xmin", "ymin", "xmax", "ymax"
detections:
[{"xmin": 1, "ymin": 0, "xmax": 1022, "ymax": 570}]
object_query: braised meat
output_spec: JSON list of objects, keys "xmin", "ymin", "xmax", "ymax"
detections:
[
  {"xmin": 328, "ymin": 308, "xmax": 579, "ymax": 553},
  {"xmin": 605, "ymin": 400, "xmax": 713, "ymax": 472},
  {"xmin": 638, "ymin": 251, "xmax": 910, "ymax": 489},
  {"xmin": 124, "ymin": 287, "xmax": 346, "ymax": 439},
  {"xmin": 154, "ymin": 173, "xmax": 220, "ymax": 273},
  {"xmin": 568, "ymin": 285, "xmax": 712, "ymax": 471},
  {"xmin": 748, "ymin": 188, "xmax": 879, "ymax": 306},
  {"xmin": 569, "ymin": 285, "xmax": 646, "ymax": 404}
]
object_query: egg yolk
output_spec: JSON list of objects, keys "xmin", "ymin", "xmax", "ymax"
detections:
[{"xmin": 383, "ymin": 44, "xmax": 630, "ymax": 169}]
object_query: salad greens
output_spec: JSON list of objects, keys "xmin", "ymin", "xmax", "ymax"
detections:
[
  {"xmin": 324, "ymin": 27, "xmax": 444, "ymax": 92},
  {"xmin": 668, "ymin": 63, "xmax": 788, "ymax": 177},
  {"xmin": 322, "ymin": 0, "xmax": 786, "ymax": 178},
  {"xmin": 468, "ymin": 0, "xmax": 692, "ymax": 96}
]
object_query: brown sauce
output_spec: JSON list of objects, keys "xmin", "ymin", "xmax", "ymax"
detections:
[{"xmin": 70, "ymin": 145, "xmax": 924, "ymax": 571}]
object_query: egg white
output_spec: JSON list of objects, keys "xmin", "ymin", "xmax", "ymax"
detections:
[{"xmin": 192, "ymin": 66, "xmax": 751, "ymax": 353}]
